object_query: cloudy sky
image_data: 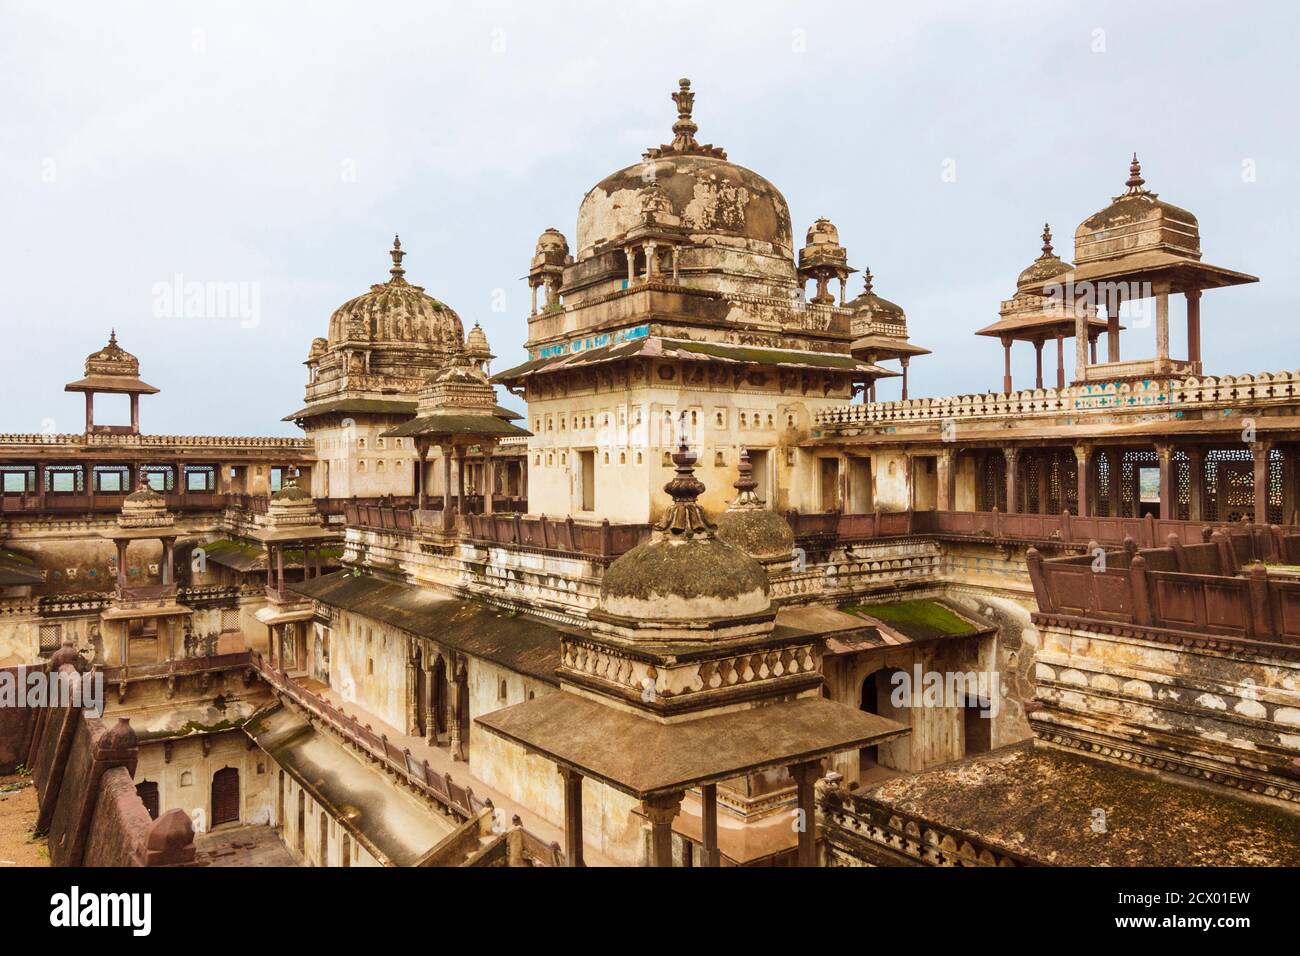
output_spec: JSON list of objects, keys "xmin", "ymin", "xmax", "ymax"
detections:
[{"xmin": 2, "ymin": 1, "xmax": 1294, "ymax": 436}]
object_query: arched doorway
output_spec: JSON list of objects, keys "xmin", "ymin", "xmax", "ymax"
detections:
[
  {"xmin": 210, "ymin": 767, "xmax": 240, "ymax": 827},
  {"xmin": 136, "ymin": 780, "xmax": 159, "ymax": 820},
  {"xmin": 318, "ymin": 810, "xmax": 329, "ymax": 867}
]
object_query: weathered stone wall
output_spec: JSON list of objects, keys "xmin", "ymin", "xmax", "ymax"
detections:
[{"xmin": 81, "ymin": 765, "xmax": 153, "ymax": 867}]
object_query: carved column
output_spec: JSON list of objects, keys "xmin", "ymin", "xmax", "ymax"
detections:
[
  {"xmin": 448, "ymin": 659, "xmax": 466, "ymax": 761},
  {"xmin": 1033, "ymin": 339, "xmax": 1044, "ymax": 389},
  {"xmin": 160, "ymin": 536, "xmax": 175, "ymax": 586},
  {"xmin": 1155, "ymin": 286, "xmax": 1170, "ymax": 361},
  {"xmin": 1186, "ymin": 288, "xmax": 1202, "ymax": 368},
  {"xmin": 1187, "ymin": 447, "xmax": 1205, "ymax": 522},
  {"xmin": 701, "ymin": 783, "xmax": 720, "ymax": 867},
  {"xmin": 1004, "ymin": 448, "xmax": 1020, "ymax": 515},
  {"xmin": 406, "ymin": 645, "xmax": 420, "ymax": 736},
  {"xmin": 559, "ymin": 767, "xmax": 584, "ymax": 867},
  {"xmin": 645, "ymin": 241, "xmax": 657, "ymax": 280},
  {"xmin": 1156, "ymin": 443, "xmax": 1174, "ymax": 520},
  {"xmin": 415, "ymin": 442, "xmax": 428, "ymax": 509},
  {"xmin": 1074, "ymin": 445, "xmax": 1090, "ymax": 518},
  {"xmin": 484, "ymin": 452, "xmax": 496, "ymax": 516},
  {"xmin": 1001, "ymin": 336, "xmax": 1013, "ymax": 393},
  {"xmin": 1056, "ymin": 332, "xmax": 1066, "ymax": 389},
  {"xmin": 1074, "ymin": 306, "xmax": 1089, "ymax": 381},
  {"xmin": 641, "ymin": 791, "xmax": 684, "ymax": 867},
  {"xmin": 937, "ymin": 447, "xmax": 955, "ymax": 512},
  {"xmin": 789, "ymin": 760, "xmax": 821, "ymax": 867},
  {"xmin": 1108, "ymin": 289, "xmax": 1122, "ymax": 362},
  {"xmin": 423, "ymin": 653, "xmax": 437, "ymax": 746},
  {"xmin": 900, "ymin": 355, "xmax": 910, "ymax": 401},
  {"xmin": 1252, "ymin": 441, "xmax": 1272, "ymax": 524}
]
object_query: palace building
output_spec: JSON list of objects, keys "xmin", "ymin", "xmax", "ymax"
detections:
[{"xmin": 3, "ymin": 79, "xmax": 1299, "ymax": 868}]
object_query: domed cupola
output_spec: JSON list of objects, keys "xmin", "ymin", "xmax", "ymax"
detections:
[
  {"xmin": 293, "ymin": 236, "xmax": 468, "ymax": 418},
  {"xmin": 326, "ymin": 236, "xmax": 464, "ymax": 351},
  {"xmin": 1016, "ymin": 224, "xmax": 1072, "ymax": 291},
  {"xmin": 597, "ymin": 429, "xmax": 772, "ymax": 644},
  {"xmin": 464, "ymin": 322, "xmax": 494, "ymax": 373},
  {"xmin": 715, "ymin": 448, "xmax": 796, "ymax": 566},
  {"xmin": 573, "ymin": 79, "xmax": 797, "ymax": 299},
  {"xmin": 1074, "ymin": 155, "xmax": 1200, "ymax": 266}
]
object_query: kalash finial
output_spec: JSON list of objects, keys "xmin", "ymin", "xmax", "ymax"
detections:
[
  {"xmin": 1040, "ymin": 223, "xmax": 1054, "ymax": 259},
  {"xmin": 671, "ymin": 78, "xmax": 698, "ymax": 144},
  {"xmin": 1125, "ymin": 153, "xmax": 1146, "ymax": 193},
  {"xmin": 863, "ymin": 268, "xmax": 875, "ymax": 296},
  {"xmin": 731, "ymin": 447, "xmax": 764, "ymax": 508},
  {"xmin": 389, "ymin": 234, "xmax": 406, "ymax": 282},
  {"xmin": 109, "ymin": 328, "xmax": 118, "ymax": 346},
  {"xmin": 655, "ymin": 411, "xmax": 714, "ymax": 538}
]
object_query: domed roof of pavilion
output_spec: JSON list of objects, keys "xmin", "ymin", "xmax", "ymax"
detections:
[
  {"xmin": 1074, "ymin": 155, "xmax": 1200, "ymax": 266},
  {"xmin": 848, "ymin": 270, "xmax": 905, "ymax": 320},
  {"xmin": 464, "ymin": 322, "xmax": 493, "ymax": 361},
  {"xmin": 1016, "ymin": 224, "xmax": 1072, "ymax": 290},
  {"xmin": 600, "ymin": 438, "xmax": 770, "ymax": 628},
  {"xmin": 325, "ymin": 236, "xmax": 464, "ymax": 353},
  {"xmin": 715, "ymin": 448, "xmax": 795, "ymax": 562},
  {"xmin": 574, "ymin": 79, "xmax": 794, "ymax": 264},
  {"xmin": 64, "ymin": 330, "xmax": 159, "ymax": 395}
]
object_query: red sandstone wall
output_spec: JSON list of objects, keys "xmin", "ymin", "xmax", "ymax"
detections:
[
  {"xmin": 0, "ymin": 664, "xmax": 34, "ymax": 772},
  {"xmin": 83, "ymin": 766, "xmax": 153, "ymax": 867}
]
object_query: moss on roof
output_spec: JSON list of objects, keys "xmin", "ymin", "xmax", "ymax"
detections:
[{"xmin": 842, "ymin": 599, "xmax": 977, "ymax": 640}]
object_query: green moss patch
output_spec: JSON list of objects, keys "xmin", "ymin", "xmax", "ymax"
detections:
[{"xmin": 842, "ymin": 599, "xmax": 976, "ymax": 640}]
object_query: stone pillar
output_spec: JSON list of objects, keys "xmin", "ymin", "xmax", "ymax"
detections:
[
  {"xmin": 1252, "ymin": 442, "xmax": 1272, "ymax": 524},
  {"xmin": 1074, "ymin": 308, "xmax": 1089, "ymax": 380},
  {"xmin": 455, "ymin": 448, "xmax": 465, "ymax": 516},
  {"xmin": 626, "ymin": 245, "xmax": 635, "ymax": 285},
  {"xmin": 1034, "ymin": 339, "xmax": 1044, "ymax": 389},
  {"xmin": 1156, "ymin": 443, "xmax": 1174, "ymax": 519},
  {"xmin": 559, "ymin": 767, "xmax": 584, "ymax": 867},
  {"xmin": 276, "ymin": 543, "xmax": 285, "ymax": 597},
  {"xmin": 160, "ymin": 536, "xmax": 175, "ymax": 586},
  {"xmin": 1186, "ymin": 288, "xmax": 1202, "ymax": 367},
  {"xmin": 448, "ymin": 661, "xmax": 466, "ymax": 761},
  {"xmin": 1187, "ymin": 448, "xmax": 1205, "ymax": 522},
  {"xmin": 84, "ymin": 392, "xmax": 94, "ymax": 433},
  {"xmin": 1001, "ymin": 337, "xmax": 1013, "ymax": 393},
  {"xmin": 645, "ymin": 241, "xmax": 657, "ymax": 280},
  {"xmin": 641, "ymin": 791, "xmax": 683, "ymax": 868},
  {"xmin": 937, "ymin": 447, "xmax": 955, "ymax": 512},
  {"xmin": 1074, "ymin": 445, "xmax": 1090, "ymax": 518},
  {"xmin": 789, "ymin": 760, "xmax": 821, "ymax": 867},
  {"xmin": 1005, "ymin": 448, "xmax": 1020, "ymax": 515},
  {"xmin": 130, "ymin": 394, "xmax": 140, "ymax": 433},
  {"xmin": 900, "ymin": 356, "xmax": 910, "ymax": 401},
  {"xmin": 406, "ymin": 649, "xmax": 419, "ymax": 736},
  {"xmin": 1090, "ymin": 334, "xmax": 1099, "ymax": 365},
  {"xmin": 416, "ymin": 443, "xmax": 428, "ymax": 508},
  {"xmin": 529, "ymin": 283, "xmax": 538, "ymax": 316},
  {"xmin": 114, "ymin": 539, "xmax": 128, "ymax": 592},
  {"xmin": 671, "ymin": 246, "xmax": 680, "ymax": 281},
  {"xmin": 701, "ymin": 783, "xmax": 720, "ymax": 867},
  {"xmin": 1155, "ymin": 287, "xmax": 1170, "ymax": 361},
  {"xmin": 484, "ymin": 454, "xmax": 496, "ymax": 516},
  {"xmin": 1108, "ymin": 290, "xmax": 1122, "ymax": 362}
]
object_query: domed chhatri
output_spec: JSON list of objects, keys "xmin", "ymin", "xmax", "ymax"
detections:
[
  {"xmin": 325, "ymin": 235, "xmax": 465, "ymax": 353},
  {"xmin": 575, "ymin": 79, "xmax": 795, "ymax": 291},
  {"xmin": 715, "ymin": 448, "xmax": 795, "ymax": 563},
  {"xmin": 1016, "ymin": 223, "xmax": 1072, "ymax": 290},
  {"xmin": 1074, "ymin": 154, "xmax": 1200, "ymax": 266},
  {"xmin": 599, "ymin": 431, "xmax": 770, "ymax": 633}
]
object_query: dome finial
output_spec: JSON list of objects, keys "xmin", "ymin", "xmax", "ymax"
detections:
[
  {"xmin": 1040, "ymin": 223, "xmax": 1054, "ymax": 258},
  {"xmin": 389, "ymin": 234, "xmax": 406, "ymax": 282},
  {"xmin": 656, "ymin": 412, "xmax": 713, "ymax": 537},
  {"xmin": 863, "ymin": 268, "xmax": 874, "ymax": 295},
  {"xmin": 671, "ymin": 78, "xmax": 698, "ymax": 148},
  {"xmin": 109, "ymin": 328, "xmax": 118, "ymax": 346},
  {"xmin": 1125, "ymin": 153, "xmax": 1146, "ymax": 193}
]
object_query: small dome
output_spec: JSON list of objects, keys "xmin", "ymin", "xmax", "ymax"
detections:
[
  {"xmin": 715, "ymin": 448, "xmax": 795, "ymax": 560},
  {"xmin": 575, "ymin": 81, "xmax": 793, "ymax": 267},
  {"xmin": 849, "ymin": 269, "xmax": 905, "ymax": 319},
  {"xmin": 1074, "ymin": 155, "xmax": 1200, "ymax": 265},
  {"xmin": 1016, "ymin": 224, "xmax": 1072, "ymax": 290},
  {"xmin": 325, "ymin": 236, "xmax": 464, "ymax": 353},
  {"xmin": 535, "ymin": 228, "xmax": 569, "ymax": 255},
  {"xmin": 271, "ymin": 483, "xmax": 312, "ymax": 502},
  {"xmin": 600, "ymin": 442, "xmax": 769, "ymax": 623},
  {"xmin": 124, "ymin": 487, "xmax": 165, "ymax": 505},
  {"xmin": 805, "ymin": 217, "xmax": 841, "ymax": 247},
  {"xmin": 464, "ymin": 322, "xmax": 493, "ymax": 360}
]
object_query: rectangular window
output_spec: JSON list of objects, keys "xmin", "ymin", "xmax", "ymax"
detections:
[{"xmin": 580, "ymin": 450, "xmax": 595, "ymax": 511}]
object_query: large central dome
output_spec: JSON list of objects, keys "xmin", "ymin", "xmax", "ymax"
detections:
[{"xmin": 574, "ymin": 79, "xmax": 794, "ymax": 264}]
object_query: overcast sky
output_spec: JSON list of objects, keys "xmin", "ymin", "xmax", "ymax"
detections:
[{"xmin": 2, "ymin": 1, "xmax": 1295, "ymax": 436}]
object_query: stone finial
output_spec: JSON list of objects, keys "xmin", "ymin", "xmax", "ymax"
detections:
[
  {"xmin": 655, "ymin": 414, "xmax": 713, "ymax": 538},
  {"xmin": 863, "ymin": 268, "xmax": 874, "ymax": 295},
  {"xmin": 1040, "ymin": 223, "xmax": 1054, "ymax": 258},
  {"xmin": 671, "ymin": 77, "xmax": 698, "ymax": 146},
  {"xmin": 1125, "ymin": 153, "xmax": 1146, "ymax": 194},
  {"xmin": 730, "ymin": 447, "xmax": 763, "ymax": 509},
  {"xmin": 389, "ymin": 234, "xmax": 407, "ymax": 282}
]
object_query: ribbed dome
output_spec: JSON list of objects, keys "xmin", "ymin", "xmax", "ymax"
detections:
[
  {"xmin": 849, "ymin": 270, "xmax": 905, "ymax": 319},
  {"xmin": 1017, "ymin": 224, "xmax": 1072, "ymax": 290},
  {"xmin": 326, "ymin": 236, "xmax": 464, "ymax": 353}
]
